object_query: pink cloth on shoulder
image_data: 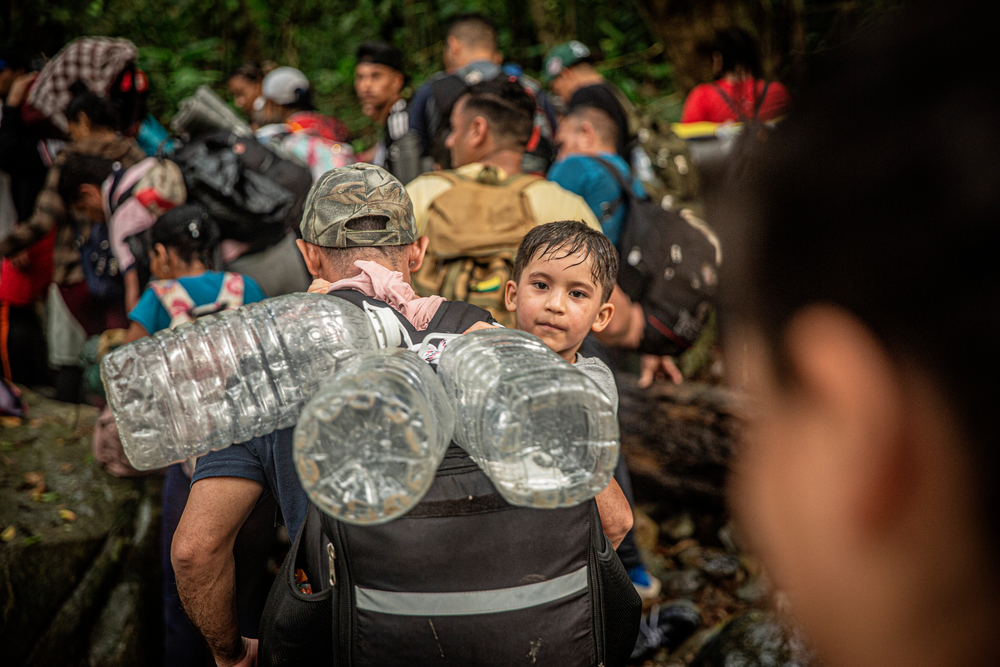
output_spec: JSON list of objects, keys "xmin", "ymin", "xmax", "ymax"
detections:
[{"xmin": 325, "ymin": 260, "xmax": 444, "ymax": 330}]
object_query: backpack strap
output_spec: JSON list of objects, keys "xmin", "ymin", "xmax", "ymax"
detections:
[
  {"xmin": 712, "ymin": 80, "xmax": 772, "ymax": 124},
  {"xmin": 215, "ymin": 272, "xmax": 245, "ymax": 309},
  {"xmin": 423, "ymin": 301, "xmax": 496, "ymax": 337},
  {"xmin": 149, "ymin": 279, "xmax": 198, "ymax": 329},
  {"xmin": 591, "ymin": 155, "xmax": 645, "ymax": 210},
  {"xmin": 189, "ymin": 272, "xmax": 247, "ymax": 319},
  {"xmin": 326, "ymin": 289, "xmax": 419, "ymax": 338}
]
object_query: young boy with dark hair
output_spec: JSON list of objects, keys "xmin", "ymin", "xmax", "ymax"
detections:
[{"xmin": 506, "ymin": 220, "xmax": 660, "ymax": 599}]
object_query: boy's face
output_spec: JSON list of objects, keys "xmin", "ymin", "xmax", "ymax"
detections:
[{"xmin": 505, "ymin": 247, "xmax": 613, "ymax": 362}]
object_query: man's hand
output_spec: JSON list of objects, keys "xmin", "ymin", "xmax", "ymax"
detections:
[
  {"xmin": 218, "ymin": 637, "xmax": 258, "ymax": 667},
  {"xmin": 638, "ymin": 354, "xmax": 683, "ymax": 388},
  {"xmin": 6, "ymin": 72, "xmax": 37, "ymax": 108},
  {"xmin": 172, "ymin": 477, "xmax": 263, "ymax": 667},
  {"xmin": 307, "ymin": 278, "xmax": 332, "ymax": 294},
  {"xmin": 462, "ymin": 320, "xmax": 499, "ymax": 334}
]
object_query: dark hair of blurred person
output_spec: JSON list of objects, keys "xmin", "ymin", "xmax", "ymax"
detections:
[
  {"xmin": 709, "ymin": 27, "xmax": 763, "ymax": 80},
  {"xmin": 57, "ymin": 153, "xmax": 115, "ymax": 221},
  {"xmin": 680, "ymin": 27, "xmax": 790, "ymax": 123},
  {"xmin": 445, "ymin": 76, "xmax": 535, "ymax": 169},
  {"xmin": 148, "ymin": 203, "xmax": 221, "ymax": 269},
  {"xmin": 64, "ymin": 83, "xmax": 122, "ymax": 140},
  {"xmin": 717, "ymin": 3, "xmax": 1000, "ymax": 667},
  {"xmin": 228, "ymin": 62, "xmax": 265, "ymax": 118}
]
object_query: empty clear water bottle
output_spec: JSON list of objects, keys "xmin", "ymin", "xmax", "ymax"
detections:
[
  {"xmin": 294, "ymin": 348, "xmax": 454, "ymax": 525},
  {"xmin": 101, "ymin": 293, "xmax": 378, "ymax": 470},
  {"xmin": 437, "ymin": 328, "xmax": 619, "ymax": 508}
]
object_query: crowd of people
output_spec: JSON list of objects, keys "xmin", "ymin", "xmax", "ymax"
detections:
[
  {"xmin": 10, "ymin": 7, "xmax": 991, "ymax": 667},
  {"xmin": 0, "ymin": 14, "xmax": 784, "ymax": 666}
]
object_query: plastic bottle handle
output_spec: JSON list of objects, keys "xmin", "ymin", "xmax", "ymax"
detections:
[{"xmin": 362, "ymin": 301, "xmax": 414, "ymax": 349}]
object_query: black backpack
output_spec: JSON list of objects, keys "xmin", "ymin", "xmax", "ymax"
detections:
[
  {"xmin": 594, "ymin": 157, "xmax": 721, "ymax": 357},
  {"xmin": 257, "ymin": 291, "xmax": 641, "ymax": 667},
  {"xmin": 172, "ymin": 131, "xmax": 313, "ymax": 252}
]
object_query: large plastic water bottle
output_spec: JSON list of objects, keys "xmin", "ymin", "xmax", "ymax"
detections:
[
  {"xmin": 437, "ymin": 328, "xmax": 620, "ymax": 508},
  {"xmin": 101, "ymin": 293, "xmax": 378, "ymax": 470},
  {"xmin": 294, "ymin": 348, "xmax": 454, "ymax": 525}
]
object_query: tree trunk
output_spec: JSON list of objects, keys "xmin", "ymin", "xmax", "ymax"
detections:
[{"xmin": 616, "ymin": 374, "xmax": 743, "ymax": 504}]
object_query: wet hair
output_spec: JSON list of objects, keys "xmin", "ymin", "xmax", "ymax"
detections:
[
  {"xmin": 149, "ymin": 204, "xmax": 220, "ymax": 266},
  {"xmin": 513, "ymin": 221, "xmax": 618, "ymax": 302},
  {"xmin": 57, "ymin": 153, "xmax": 115, "ymax": 206},
  {"xmin": 318, "ymin": 215, "xmax": 409, "ymax": 274},
  {"xmin": 230, "ymin": 62, "xmax": 264, "ymax": 83},
  {"xmin": 447, "ymin": 13, "xmax": 497, "ymax": 52},
  {"xmin": 65, "ymin": 82, "xmax": 121, "ymax": 131},
  {"xmin": 458, "ymin": 77, "xmax": 535, "ymax": 149},
  {"xmin": 718, "ymin": 3, "xmax": 1000, "ymax": 546},
  {"xmin": 708, "ymin": 27, "xmax": 762, "ymax": 79},
  {"xmin": 565, "ymin": 105, "xmax": 618, "ymax": 149}
]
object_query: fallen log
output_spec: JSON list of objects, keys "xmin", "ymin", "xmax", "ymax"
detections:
[{"xmin": 615, "ymin": 374, "xmax": 744, "ymax": 505}]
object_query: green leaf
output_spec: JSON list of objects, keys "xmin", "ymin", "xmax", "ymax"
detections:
[{"xmin": 23, "ymin": 535, "xmax": 43, "ymax": 546}]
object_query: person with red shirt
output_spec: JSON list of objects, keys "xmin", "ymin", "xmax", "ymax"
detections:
[{"xmin": 680, "ymin": 27, "xmax": 790, "ymax": 124}]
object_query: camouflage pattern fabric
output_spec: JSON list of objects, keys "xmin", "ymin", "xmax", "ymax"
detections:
[{"xmin": 299, "ymin": 163, "xmax": 417, "ymax": 247}]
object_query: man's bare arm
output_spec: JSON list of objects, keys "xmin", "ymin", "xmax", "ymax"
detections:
[
  {"xmin": 595, "ymin": 477, "xmax": 633, "ymax": 549},
  {"xmin": 171, "ymin": 476, "xmax": 263, "ymax": 667}
]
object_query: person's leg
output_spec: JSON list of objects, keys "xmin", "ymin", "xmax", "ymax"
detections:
[
  {"xmin": 3, "ymin": 304, "xmax": 49, "ymax": 386},
  {"xmin": 162, "ymin": 464, "xmax": 209, "ymax": 666}
]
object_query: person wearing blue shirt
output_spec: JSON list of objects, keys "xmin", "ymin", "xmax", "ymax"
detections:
[{"xmin": 547, "ymin": 104, "xmax": 646, "ymax": 247}]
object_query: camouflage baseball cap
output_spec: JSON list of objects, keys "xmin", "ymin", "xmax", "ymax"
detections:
[{"xmin": 299, "ymin": 163, "xmax": 417, "ymax": 247}]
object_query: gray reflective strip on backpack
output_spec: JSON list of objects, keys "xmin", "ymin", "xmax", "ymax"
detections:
[{"xmin": 355, "ymin": 566, "xmax": 588, "ymax": 617}]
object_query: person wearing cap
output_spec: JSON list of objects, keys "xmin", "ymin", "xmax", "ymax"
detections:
[
  {"xmin": 171, "ymin": 164, "xmax": 439, "ymax": 667},
  {"xmin": 354, "ymin": 43, "xmax": 407, "ymax": 159},
  {"xmin": 254, "ymin": 66, "xmax": 355, "ymax": 181},
  {"xmin": 542, "ymin": 41, "xmax": 636, "ymax": 162}
]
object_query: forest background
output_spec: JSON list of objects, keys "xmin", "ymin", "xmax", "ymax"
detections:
[{"xmin": 1, "ymin": 0, "xmax": 903, "ymax": 150}]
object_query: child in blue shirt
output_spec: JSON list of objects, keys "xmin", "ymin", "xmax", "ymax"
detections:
[
  {"xmin": 121, "ymin": 204, "xmax": 266, "ymax": 666},
  {"xmin": 125, "ymin": 206, "xmax": 266, "ymax": 341}
]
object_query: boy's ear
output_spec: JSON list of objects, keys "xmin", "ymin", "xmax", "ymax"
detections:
[
  {"xmin": 590, "ymin": 300, "xmax": 615, "ymax": 333},
  {"xmin": 504, "ymin": 279, "xmax": 519, "ymax": 313}
]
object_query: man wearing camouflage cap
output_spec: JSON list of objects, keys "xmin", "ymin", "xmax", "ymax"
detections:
[{"xmin": 171, "ymin": 164, "xmax": 438, "ymax": 667}]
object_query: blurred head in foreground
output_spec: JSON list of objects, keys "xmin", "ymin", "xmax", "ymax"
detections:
[{"xmin": 718, "ymin": 4, "xmax": 1000, "ymax": 667}]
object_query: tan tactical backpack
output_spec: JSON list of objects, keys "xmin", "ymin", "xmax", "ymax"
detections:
[{"xmin": 412, "ymin": 169, "xmax": 541, "ymax": 327}]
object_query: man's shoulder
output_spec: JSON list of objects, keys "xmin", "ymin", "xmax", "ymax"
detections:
[{"xmin": 523, "ymin": 178, "xmax": 601, "ymax": 228}]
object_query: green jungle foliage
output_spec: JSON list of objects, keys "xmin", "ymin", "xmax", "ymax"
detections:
[{"xmin": 1, "ymin": 0, "xmax": 904, "ymax": 150}]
